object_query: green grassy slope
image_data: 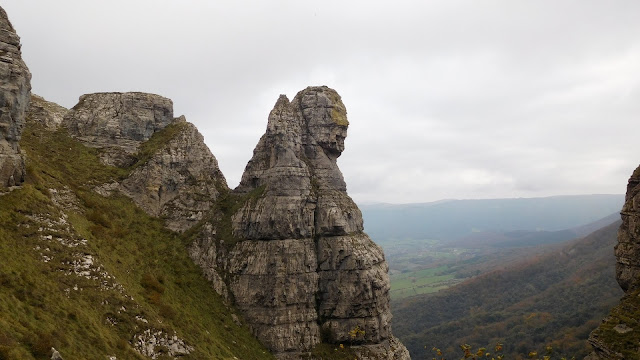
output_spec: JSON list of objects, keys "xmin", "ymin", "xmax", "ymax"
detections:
[
  {"xmin": 0, "ymin": 123, "xmax": 273, "ymax": 359},
  {"xmin": 392, "ymin": 222, "xmax": 623, "ymax": 360}
]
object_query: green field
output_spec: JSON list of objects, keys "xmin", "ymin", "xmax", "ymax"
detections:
[{"xmin": 390, "ymin": 266, "xmax": 462, "ymax": 300}]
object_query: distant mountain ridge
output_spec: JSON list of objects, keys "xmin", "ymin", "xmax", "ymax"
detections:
[
  {"xmin": 448, "ymin": 212, "xmax": 620, "ymax": 249},
  {"xmin": 361, "ymin": 195, "xmax": 624, "ymax": 243}
]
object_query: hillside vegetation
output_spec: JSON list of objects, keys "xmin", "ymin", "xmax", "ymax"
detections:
[
  {"xmin": 0, "ymin": 123, "xmax": 273, "ymax": 359},
  {"xmin": 392, "ymin": 222, "xmax": 623, "ymax": 359}
]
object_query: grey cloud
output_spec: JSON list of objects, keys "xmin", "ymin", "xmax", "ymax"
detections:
[{"xmin": 3, "ymin": 0, "xmax": 639, "ymax": 203}]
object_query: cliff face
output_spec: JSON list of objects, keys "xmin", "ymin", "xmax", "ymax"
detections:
[
  {"xmin": 615, "ymin": 166, "xmax": 640, "ymax": 292},
  {"xmin": 192, "ymin": 86, "xmax": 409, "ymax": 359},
  {"xmin": 587, "ymin": 165, "xmax": 640, "ymax": 359},
  {"xmin": 0, "ymin": 7, "xmax": 31, "ymax": 187}
]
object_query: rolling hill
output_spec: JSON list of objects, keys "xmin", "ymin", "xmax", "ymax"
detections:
[{"xmin": 392, "ymin": 221, "xmax": 623, "ymax": 359}]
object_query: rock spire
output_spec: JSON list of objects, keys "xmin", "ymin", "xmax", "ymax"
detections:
[{"xmin": 206, "ymin": 86, "xmax": 410, "ymax": 358}]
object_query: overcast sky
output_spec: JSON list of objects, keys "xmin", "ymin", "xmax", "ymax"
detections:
[{"xmin": 3, "ymin": 1, "xmax": 639, "ymax": 203}]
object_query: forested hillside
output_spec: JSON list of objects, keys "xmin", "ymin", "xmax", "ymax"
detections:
[{"xmin": 392, "ymin": 222, "xmax": 622, "ymax": 359}]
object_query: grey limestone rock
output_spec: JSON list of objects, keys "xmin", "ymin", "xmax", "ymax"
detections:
[
  {"xmin": 27, "ymin": 94, "xmax": 68, "ymax": 130},
  {"xmin": 201, "ymin": 86, "xmax": 409, "ymax": 359},
  {"xmin": 62, "ymin": 92, "xmax": 176, "ymax": 167},
  {"xmin": 615, "ymin": 165, "xmax": 640, "ymax": 292},
  {"xmin": 188, "ymin": 222, "xmax": 230, "ymax": 299},
  {"xmin": 63, "ymin": 91, "xmax": 227, "ymax": 232},
  {"xmin": 119, "ymin": 120, "xmax": 227, "ymax": 232},
  {"xmin": 0, "ymin": 6, "xmax": 31, "ymax": 187}
]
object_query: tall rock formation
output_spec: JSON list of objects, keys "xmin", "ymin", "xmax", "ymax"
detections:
[
  {"xmin": 62, "ymin": 92, "xmax": 227, "ymax": 232},
  {"xmin": 587, "ymin": 165, "xmax": 640, "ymax": 359},
  {"xmin": 192, "ymin": 86, "xmax": 409, "ymax": 359},
  {"xmin": 0, "ymin": 7, "xmax": 31, "ymax": 187},
  {"xmin": 55, "ymin": 86, "xmax": 407, "ymax": 358}
]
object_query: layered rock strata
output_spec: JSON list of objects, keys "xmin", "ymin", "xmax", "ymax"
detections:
[
  {"xmin": 587, "ymin": 165, "xmax": 640, "ymax": 359},
  {"xmin": 0, "ymin": 7, "xmax": 31, "ymax": 187},
  {"xmin": 63, "ymin": 92, "xmax": 227, "ymax": 232},
  {"xmin": 194, "ymin": 86, "xmax": 409, "ymax": 359}
]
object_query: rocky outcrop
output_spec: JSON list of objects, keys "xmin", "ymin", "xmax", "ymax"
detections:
[
  {"xmin": 119, "ymin": 120, "xmax": 227, "ymax": 232},
  {"xmin": 27, "ymin": 94, "xmax": 68, "ymax": 130},
  {"xmin": 54, "ymin": 85, "xmax": 407, "ymax": 358},
  {"xmin": 0, "ymin": 6, "xmax": 31, "ymax": 187},
  {"xmin": 63, "ymin": 92, "xmax": 227, "ymax": 232},
  {"xmin": 192, "ymin": 86, "xmax": 409, "ymax": 359},
  {"xmin": 587, "ymin": 165, "xmax": 640, "ymax": 359},
  {"xmin": 62, "ymin": 92, "xmax": 176, "ymax": 167}
]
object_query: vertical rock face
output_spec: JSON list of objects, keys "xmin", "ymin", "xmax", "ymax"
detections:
[
  {"xmin": 219, "ymin": 86, "xmax": 409, "ymax": 358},
  {"xmin": 0, "ymin": 6, "xmax": 31, "ymax": 187},
  {"xmin": 62, "ymin": 92, "xmax": 176, "ymax": 167},
  {"xmin": 587, "ymin": 165, "xmax": 640, "ymax": 359},
  {"xmin": 615, "ymin": 165, "xmax": 640, "ymax": 292}
]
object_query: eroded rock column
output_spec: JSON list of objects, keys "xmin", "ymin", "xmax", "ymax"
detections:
[{"xmin": 227, "ymin": 86, "xmax": 409, "ymax": 359}]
